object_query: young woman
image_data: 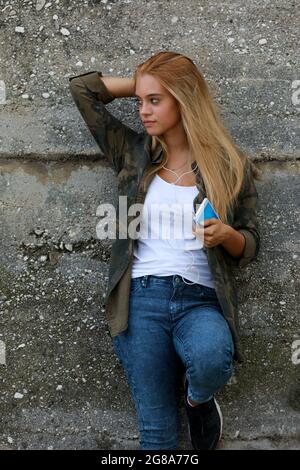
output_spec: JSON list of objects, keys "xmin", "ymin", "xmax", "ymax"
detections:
[{"xmin": 69, "ymin": 51, "xmax": 261, "ymax": 451}]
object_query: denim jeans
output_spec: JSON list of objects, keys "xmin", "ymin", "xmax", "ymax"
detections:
[{"xmin": 112, "ymin": 274, "xmax": 235, "ymax": 450}]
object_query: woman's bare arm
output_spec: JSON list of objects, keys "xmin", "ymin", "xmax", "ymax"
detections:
[{"xmin": 100, "ymin": 76, "xmax": 135, "ymax": 99}]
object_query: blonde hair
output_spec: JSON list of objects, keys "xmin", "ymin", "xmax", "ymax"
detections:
[{"xmin": 133, "ymin": 51, "xmax": 262, "ymax": 224}]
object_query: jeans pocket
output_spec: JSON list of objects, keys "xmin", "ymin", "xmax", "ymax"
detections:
[{"xmin": 192, "ymin": 283, "xmax": 218, "ymax": 299}]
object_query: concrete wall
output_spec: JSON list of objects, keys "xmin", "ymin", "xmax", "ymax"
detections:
[{"xmin": 0, "ymin": 0, "xmax": 299, "ymax": 449}]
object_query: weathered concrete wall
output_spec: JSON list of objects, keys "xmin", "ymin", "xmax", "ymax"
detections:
[{"xmin": 0, "ymin": 0, "xmax": 299, "ymax": 450}]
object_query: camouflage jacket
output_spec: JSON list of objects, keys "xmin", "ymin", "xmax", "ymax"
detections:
[{"xmin": 69, "ymin": 71, "xmax": 260, "ymax": 363}]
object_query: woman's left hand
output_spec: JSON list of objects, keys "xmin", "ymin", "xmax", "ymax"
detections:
[{"xmin": 192, "ymin": 218, "xmax": 230, "ymax": 248}]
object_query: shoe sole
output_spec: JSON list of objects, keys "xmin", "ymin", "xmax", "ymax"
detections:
[{"xmin": 213, "ymin": 397, "xmax": 223, "ymax": 444}]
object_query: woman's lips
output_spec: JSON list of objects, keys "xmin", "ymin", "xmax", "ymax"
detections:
[{"xmin": 144, "ymin": 121, "xmax": 156, "ymax": 126}]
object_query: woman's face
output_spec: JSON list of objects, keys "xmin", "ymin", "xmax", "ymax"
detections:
[{"xmin": 135, "ymin": 73, "xmax": 182, "ymax": 136}]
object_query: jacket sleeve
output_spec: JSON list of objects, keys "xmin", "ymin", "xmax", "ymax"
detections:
[
  {"xmin": 222, "ymin": 159, "xmax": 260, "ymax": 269},
  {"xmin": 69, "ymin": 71, "xmax": 139, "ymax": 174}
]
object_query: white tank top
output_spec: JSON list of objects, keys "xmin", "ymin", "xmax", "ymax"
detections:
[{"xmin": 131, "ymin": 174, "xmax": 215, "ymax": 288}]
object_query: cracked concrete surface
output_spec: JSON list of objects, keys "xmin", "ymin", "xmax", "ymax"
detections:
[{"xmin": 0, "ymin": 0, "xmax": 299, "ymax": 450}]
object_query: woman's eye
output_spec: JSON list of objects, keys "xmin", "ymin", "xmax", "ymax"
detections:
[{"xmin": 136, "ymin": 98, "xmax": 158, "ymax": 106}]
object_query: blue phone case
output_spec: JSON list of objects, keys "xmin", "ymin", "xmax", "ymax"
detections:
[{"xmin": 193, "ymin": 198, "xmax": 221, "ymax": 225}]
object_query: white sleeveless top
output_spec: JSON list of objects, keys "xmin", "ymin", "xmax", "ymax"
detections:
[{"xmin": 131, "ymin": 174, "xmax": 215, "ymax": 288}]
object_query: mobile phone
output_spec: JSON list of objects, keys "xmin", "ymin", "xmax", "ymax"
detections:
[{"xmin": 192, "ymin": 197, "xmax": 221, "ymax": 226}]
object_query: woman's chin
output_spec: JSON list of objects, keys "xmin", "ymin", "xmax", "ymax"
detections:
[{"xmin": 145, "ymin": 128, "xmax": 160, "ymax": 136}]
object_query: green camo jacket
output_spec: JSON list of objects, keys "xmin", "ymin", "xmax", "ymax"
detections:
[{"xmin": 69, "ymin": 70, "xmax": 260, "ymax": 364}]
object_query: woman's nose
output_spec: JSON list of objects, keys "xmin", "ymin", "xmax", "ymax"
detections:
[{"xmin": 140, "ymin": 102, "xmax": 151, "ymax": 115}]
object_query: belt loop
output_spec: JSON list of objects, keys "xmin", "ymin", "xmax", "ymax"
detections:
[{"xmin": 142, "ymin": 275, "xmax": 148, "ymax": 288}]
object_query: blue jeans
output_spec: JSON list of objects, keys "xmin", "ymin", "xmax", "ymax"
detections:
[{"xmin": 112, "ymin": 274, "xmax": 235, "ymax": 450}]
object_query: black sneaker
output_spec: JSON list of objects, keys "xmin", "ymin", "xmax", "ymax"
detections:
[{"xmin": 183, "ymin": 376, "xmax": 223, "ymax": 450}]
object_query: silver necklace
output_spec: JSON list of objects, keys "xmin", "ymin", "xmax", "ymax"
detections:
[{"xmin": 163, "ymin": 157, "xmax": 189, "ymax": 172}]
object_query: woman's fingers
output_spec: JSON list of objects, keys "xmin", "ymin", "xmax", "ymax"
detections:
[{"xmin": 192, "ymin": 224, "xmax": 205, "ymax": 242}]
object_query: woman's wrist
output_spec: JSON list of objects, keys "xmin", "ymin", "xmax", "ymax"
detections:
[
  {"xmin": 100, "ymin": 75, "xmax": 135, "ymax": 98},
  {"xmin": 221, "ymin": 225, "xmax": 246, "ymax": 258}
]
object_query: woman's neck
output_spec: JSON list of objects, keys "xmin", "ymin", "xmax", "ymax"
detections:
[{"xmin": 162, "ymin": 124, "xmax": 190, "ymax": 168}]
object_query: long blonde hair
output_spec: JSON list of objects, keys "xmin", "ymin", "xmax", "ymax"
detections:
[{"xmin": 133, "ymin": 51, "xmax": 262, "ymax": 224}]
